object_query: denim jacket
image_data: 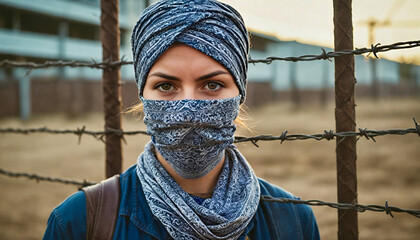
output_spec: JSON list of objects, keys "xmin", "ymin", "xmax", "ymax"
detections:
[{"xmin": 43, "ymin": 165, "xmax": 320, "ymax": 239}]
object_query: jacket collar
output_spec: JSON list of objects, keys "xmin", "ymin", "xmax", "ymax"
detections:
[
  {"xmin": 118, "ymin": 165, "xmax": 170, "ymax": 239},
  {"xmin": 117, "ymin": 165, "xmax": 258, "ymax": 239}
]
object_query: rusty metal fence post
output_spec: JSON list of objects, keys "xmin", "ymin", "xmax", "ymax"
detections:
[
  {"xmin": 333, "ymin": 0, "xmax": 358, "ymax": 239},
  {"xmin": 101, "ymin": 0, "xmax": 123, "ymax": 178}
]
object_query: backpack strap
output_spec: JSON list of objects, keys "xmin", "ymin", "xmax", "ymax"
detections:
[{"xmin": 82, "ymin": 174, "xmax": 120, "ymax": 240}]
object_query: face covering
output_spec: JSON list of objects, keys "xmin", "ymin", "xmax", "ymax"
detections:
[{"xmin": 141, "ymin": 95, "xmax": 241, "ymax": 179}]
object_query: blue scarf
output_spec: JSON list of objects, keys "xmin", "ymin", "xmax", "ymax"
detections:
[{"xmin": 136, "ymin": 142, "xmax": 260, "ymax": 239}]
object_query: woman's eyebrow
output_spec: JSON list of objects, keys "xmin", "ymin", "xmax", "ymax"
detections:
[
  {"xmin": 149, "ymin": 70, "xmax": 229, "ymax": 81},
  {"xmin": 197, "ymin": 70, "xmax": 229, "ymax": 81},
  {"xmin": 148, "ymin": 72, "xmax": 180, "ymax": 81}
]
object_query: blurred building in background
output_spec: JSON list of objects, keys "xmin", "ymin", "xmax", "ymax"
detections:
[
  {"xmin": 0, "ymin": 0, "xmax": 419, "ymax": 119},
  {"xmin": 0, "ymin": 0, "xmax": 143, "ymax": 78},
  {"xmin": 0, "ymin": 0, "xmax": 145, "ymax": 119},
  {"xmin": 247, "ymin": 32, "xmax": 420, "ymax": 108}
]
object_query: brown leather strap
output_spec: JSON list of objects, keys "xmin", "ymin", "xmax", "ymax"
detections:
[{"xmin": 82, "ymin": 174, "xmax": 120, "ymax": 240}]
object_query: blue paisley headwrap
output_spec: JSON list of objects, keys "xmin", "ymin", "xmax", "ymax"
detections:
[{"xmin": 131, "ymin": 0, "xmax": 249, "ymax": 103}]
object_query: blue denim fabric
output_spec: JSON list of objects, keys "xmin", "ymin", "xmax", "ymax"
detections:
[{"xmin": 43, "ymin": 165, "xmax": 320, "ymax": 240}]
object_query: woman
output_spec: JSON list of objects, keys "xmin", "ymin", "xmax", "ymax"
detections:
[{"xmin": 43, "ymin": 0, "xmax": 320, "ymax": 239}]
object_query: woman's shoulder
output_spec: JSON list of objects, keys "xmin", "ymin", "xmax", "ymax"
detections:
[
  {"xmin": 54, "ymin": 190, "xmax": 86, "ymax": 216},
  {"xmin": 257, "ymin": 178, "xmax": 298, "ymax": 199},
  {"xmin": 257, "ymin": 177, "xmax": 315, "ymax": 217},
  {"xmin": 43, "ymin": 167, "xmax": 137, "ymax": 240},
  {"xmin": 43, "ymin": 191, "xmax": 87, "ymax": 239},
  {"xmin": 255, "ymin": 178, "xmax": 320, "ymax": 239}
]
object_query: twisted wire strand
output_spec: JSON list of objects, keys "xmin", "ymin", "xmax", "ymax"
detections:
[
  {"xmin": 0, "ymin": 40, "xmax": 419, "ymax": 71},
  {"xmin": 0, "ymin": 58, "xmax": 132, "ymax": 70},
  {"xmin": 249, "ymin": 40, "xmax": 420, "ymax": 63},
  {"xmin": 261, "ymin": 195, "xmax": 420, "ymax": 219},
  {"xmin": 1, "ymin": 168, "xmax": 418, "ymax": 218},
  {"xmin": 0, "ymin": 168, "xmax": 94, "ymax": 188},
  {"xmin": 1, "ymin": 118, "xmax": 418, "ymax": 146},
  {"xmin": 0, "ymin": 127, "xmax": 148, "ymax": 144}
]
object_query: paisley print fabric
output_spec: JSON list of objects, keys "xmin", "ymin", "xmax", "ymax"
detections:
[
  {"xmin": 142, "ymin": 96, "xmax": 241, "ymax": 179},
  {"xmin": 131, "ymin": 0, "xmax": 249, "ymax": 103},
  {"xmin": 136, "ymin": 141, "xmax": 261, "ymax": 239}
]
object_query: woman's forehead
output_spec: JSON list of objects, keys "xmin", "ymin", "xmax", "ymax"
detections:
[{"xmin": 150, "ymin": 44, "xmax": 229, "ymax": 72}]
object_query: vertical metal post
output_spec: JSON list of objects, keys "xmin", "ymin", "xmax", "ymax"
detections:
[
  {"xmin": 368, "ymin": 21, "xmax": 379, "ymax": 100},
  {"xmin": 290, "ymin": 62, "xmax": 301, "ymax": 110},
  {"xmin": 320, "ymin": 62, "xmax": 329, "ymax": 108},
  {"xmin": 370, "ymin": 58, "xmax": 378, "ymax": 99},
  {"xmin": 101, "ymin": 0, "xmax": 123, "ymax": 178},
  {"xmin": 333, "ymin": 0, "xmax": 358, "ymax": 239},
  {"xmin": 12, "ymin": 10, "xmax": 21, "ymax": 32},
  {"xmin": 15, "ymin": 69, "xmax": 31, "ymax": 121},
  {"xmin": 58, "ymin": 22, "xmax": 69, "ymax": 79}
]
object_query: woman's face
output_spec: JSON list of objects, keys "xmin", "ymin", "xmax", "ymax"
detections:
[{"xmin": 143, "ymin": 44, "xmax": 239, "ymax": 100}]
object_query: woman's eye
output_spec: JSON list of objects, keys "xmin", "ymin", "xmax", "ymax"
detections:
[
  {"xmin": 156, "ymin": 83, "xmax": 173, "ymax": 91},
  {"xmin": 205, "ymin": 82, "xmax": 222, "ymax": 90}
]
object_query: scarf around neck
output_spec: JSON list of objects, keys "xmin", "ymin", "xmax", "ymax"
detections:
[{"xmin": 136, "ymin": 142, "xmax": 261, "ymax": 239}]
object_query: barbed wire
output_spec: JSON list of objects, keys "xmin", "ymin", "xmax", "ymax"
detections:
[
  {"xmin": 249, "ymin": 40, "xmax": 420, "ymax": 63},
  {"xmin": 236, "ymin": 118, "xmax": 420, "ymax": 147},
  {"xmin": 0, "ymin": 57, "xmax": 132, "ymax": 71},
  {"xmin": 0, "ymin": 40, "xmax": 418, "ymax": 72},
  {"xmin": 261, "ymin": 195, "xmax": 420, "ymax": 219},
  {"xmin": 0, "ymin": 126, "xmax": 149, "ymax": 144},
  {"xmin": 0, "ymin": 167, "xmax": 418, "ymax": 218},
  {"xmin": 0, "ymin": 118, "xmax": 418, "ymax": 146},
  {"xmin": 0, "ymin": 168, "xmax": 94, "ymax": 188}
]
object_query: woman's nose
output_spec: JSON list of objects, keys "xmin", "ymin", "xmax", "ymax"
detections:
[{"xmin": 180, "ymin": 86, "xmax": 198, "ymax": 100}]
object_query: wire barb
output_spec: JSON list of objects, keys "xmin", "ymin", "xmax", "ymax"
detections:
[
  {"xmin": 280, "ymin": 130, "xmax": 288, "ymax": 143},
  {"xmin": 321, "ymin": 48, "xmax": 332, "ymax": 61},
  {"xmin": 76, "ymin": 126, "xmax": 86, "ymax": 144},
  {"xmin": 322, "ymin": 130, "xmax": 335, "ymax": 140},
  {"xmin": 250, "ymin": 139, "xmax": 259, "ymax": 147},
  {"xmin": 367, "ymin": 43, "xmax": 381, "ymax": 59},
  {"xmin": 357, "ymin": 127, "xmax": 376, "ymax": 142},
  {"xmin": 385, "ymin": 201, "xmax": 394, "ymax": 218},
  {"xmin": 413, "ymin": 118, "xmax": 420, "ymax": 138}
]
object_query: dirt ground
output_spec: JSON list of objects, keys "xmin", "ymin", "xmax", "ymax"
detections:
[{"xmin": 0, "ymin": 97, "xmax": 419, "ymax": 240}]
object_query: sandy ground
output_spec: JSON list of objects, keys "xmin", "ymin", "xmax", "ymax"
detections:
[{"xmin": 0, "ymin": 97, "xmax": 419, "ymax": 240}]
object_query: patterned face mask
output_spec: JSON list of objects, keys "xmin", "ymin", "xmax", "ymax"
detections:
[{"xmin": 142, "ymin": 95, "xmax": 241, "ymax": 179}]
